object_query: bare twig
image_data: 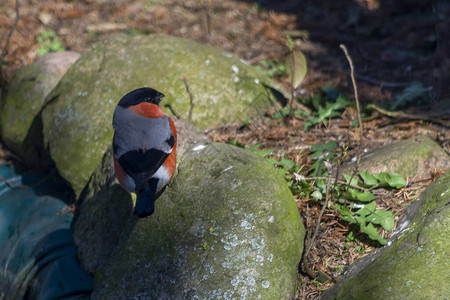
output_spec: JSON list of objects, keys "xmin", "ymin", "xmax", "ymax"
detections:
[
  {"xmin": 368, "ymin": 104, "xmax": 450, "ymax": 127},
  {"xmin": 340, "ymin": 44, "xmax": 364, "ymax": 203},
  {"xmin": 180, "ymin": 77, "xmax": 194, "ymax": 122},
  {"xmin": 0, "ymin": 0, "xmax": 20, "ymax": 87},
  {"xmin": 340, "ymin": 45, "xmax": 363, "ymax": 136}
]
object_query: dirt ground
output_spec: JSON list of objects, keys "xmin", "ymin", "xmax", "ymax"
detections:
[{"xmin": 1, "ymin": 0, "xmax": 449, "ymax": 299}]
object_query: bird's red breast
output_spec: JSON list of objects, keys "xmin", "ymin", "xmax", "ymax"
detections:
[
  {"xmin": 163, "ymin": 117, "xmax": 177, "ymax": 179},
  {"xmin": 114, "ymin": 155, "xmax": 128, "ymax": 191},
  {"xmin": 129, "ymin": 102, "xmax": 166, "ymax": 119}
]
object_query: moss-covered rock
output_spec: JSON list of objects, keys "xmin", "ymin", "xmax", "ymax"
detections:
[
  {"xmin": 342, "ymin": 136, "xmax": 450, "ymax": 180},
  {"xmin": 73, "ymin": 147, "xmax": 134, "ymax": 274},
  {"xmin": 0, "ymin": 52, "xmax": 80, "ymax": 168},
  {"xmin": 41, "ymin": 34, "xmax": 285, "ymax": 197},
  {"xmin": 93, "ymin": 143, "xmax": 304, "ymax": 299},
  {"xmin": 321, "ymin": 170, "xmax": 450, "ymax": 300}
]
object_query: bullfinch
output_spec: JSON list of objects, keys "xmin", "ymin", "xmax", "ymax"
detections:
[{"xmin": 112, "ymin": 87, "xmax": 177, "ymax": 218}]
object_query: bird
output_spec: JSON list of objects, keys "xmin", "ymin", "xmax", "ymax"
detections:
[{"xmin": 112, "ymin": 87, "xmax": 177, "ymax": 218}]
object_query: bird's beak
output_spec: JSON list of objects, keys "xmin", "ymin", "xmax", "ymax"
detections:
[{"xmin": 152, "ymin": 91, "xmax": 164, "ymax": 105}]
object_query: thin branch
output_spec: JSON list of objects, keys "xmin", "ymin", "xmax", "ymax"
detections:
[
  {"xmin": 340, "ymin": 44, "xmax": 363, "ymax": 137},
  {"xmin": 0, "ymin": 0, "xmax": 20, "ymax": 86},
  {"xmin": 340, "ymin": 44, "xmax": 364, "ymax": 204},
  {"xmin": 180, "ymin": 77, "xmax": 194, "ymax": 122},
  {"xmin": 368, "ymin": 104, "xmax": 450, "ymax": 127}
]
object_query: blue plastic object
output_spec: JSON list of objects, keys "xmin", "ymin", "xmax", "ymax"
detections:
[{"xmin": 0, "ymin": 164, "xmax": 92, "ymax": 299}]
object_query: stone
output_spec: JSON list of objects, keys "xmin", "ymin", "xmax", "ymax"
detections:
[
  {"xmin": 93, "ymin": 143, "xmax": 304, "ymax": 299},
  {"xmin": 0, "ymin": 51, "xmax": 80, "ymax": 168},
  {"xmin": 41, "ymin": 34, "xmax": 285, "ymax": 197},
  {"xmin": 342, "ymin": 136, "xmax": 450, "ymax": 180},
  {"xmin": 73, "ymin": 148, "xmax": 133, "ymax": 274},
  {"xmin": 321, "ymin": 169, "xmax": 450, "ymax": 300}
]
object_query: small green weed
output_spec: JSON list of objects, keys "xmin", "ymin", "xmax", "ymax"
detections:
[
  {"xmin": 257, "ymin": 59, "xmax": 287, "ymax": 79},
  {"xmin": 345, "ymin": 231, "xmax": 364, "ymax": 253},
  {"xmin": 271, "ymin": 85, "xmax": 352, "ymax": 130},
  {"xmin": 37, "ymin": 30, "xmax": 65, "ymax": 55},
  {"xmin": 228, "ymin": 139, "xmax": 405, "ymax": 246},
  {"xmin": 389, "ymin": 81, "xmax": 429, "ymax": 110}
]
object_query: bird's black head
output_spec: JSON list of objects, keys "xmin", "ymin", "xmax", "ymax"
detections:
[{"xmin": 118, "ymin": 87, "xmax": 165, "ymax": 108}]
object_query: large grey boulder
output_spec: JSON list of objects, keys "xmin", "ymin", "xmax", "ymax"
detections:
[
  {"xmin": 321, "ymin": 169, "xmax": 450, "ymax": 299},
  {"xmin": 41, "ymin": 33, "xmax": 285, "ymax": 197},
  {"xmin": 93, "ymin": 143, "xmax": 304, "ymax": 299},
  {"xmin": 0, "ymin": 51, "xmax": 80, "ymax": 168}
]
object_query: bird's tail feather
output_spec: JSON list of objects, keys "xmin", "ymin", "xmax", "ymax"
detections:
[{"xmin": 135, "ymin": 178, "xmax": 158, "ymax": 218}]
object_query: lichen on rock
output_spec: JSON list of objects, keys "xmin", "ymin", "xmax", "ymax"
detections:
[
  {"xmin": 41, "ymin": 33, "xmax": 286, "ymax": 198},
  {"xmin": 93, "ymin": 143, "xmax": 304, "ymax": 299}
]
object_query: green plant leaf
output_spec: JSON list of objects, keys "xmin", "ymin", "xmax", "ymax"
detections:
[
  {"xmin": 278, "ymin": 168, "xmax": 288, "ymax": 177},
  {"xmin": 373, "ymin": 172, "xmax": 406, "ymax": 189},
  {"xmin": 286, "ymin": 50, "xmax": 307, "ymax": 89},
  {"xmin": 304, "ymin": 97, "xmax": 348, "ymax": 129},
  {"xmin": 309, "ymin": 141, "xmax": 338, "ymax": 159},
  {"xmin": 321, "ymin": 85, "xmax": 341, "ymax": 100},
  {"xmin": 359, "ymin": 171, "xmax": 379, "ymax": 187},
  {"xmin": 368, "ymin": 209, "xmax": 395, "ymax": 231},
  {"xmin": 355, "ymin": 215, "xmax": 366, "ymax": 225},
  {"xmin": 247, "ymin": 144, "xmax": 261, "ymax": 151},
  {"xmin": 227, "ymin": 139, "xmax": 245, "ymax": 148},
  {"xmin": 347, "ymin": 187, "xmax": 375, "ymax": 202},
  {"xmin": 311, "ymin": 190, "xmax": 322, "ymax": 201},
  {"xmin": 343, "ymin": 173, "xmax": 360, "ymax": 187},
  {"xmin": 255, "ymin": 149, "xmax": 274, "ymax": 158},
  {"xmin": 355, "ymin": 201, "xmax": 376, "ymax": 217},
  {"xmin": 37, "ymin": 30, "xmax": 65, "ymax": 56},
  {"xmin": 385, "ymin": 173, "xmax": 406, "ymax": 189},
  {"xmin": 280, "ymin": 158, "xmax": 296, "ymax": 170},
  {"xmin": 327, "ymin": 94, "xmax": 351, "ymax": 110},
  {"xmin": 311, "ymin": 93, "xmax": 322, "ymax": 110},
  {"xmin": 391, "ymin": 81, "xmax": 428, "ymax": 110},
  {"xmin": 258, "ymin": 58, "xmax": 286, "ymax": 78},
  {"xmin": 373, "ymin": 172, "xmax": 390, "ymax": 184},
  {"xmin": 307, "ymin": 160, "xmax": 325, "ymax": 177},
  {"xmin": 294, "ymin": 108, "xmax": 310, "ymax": 117},
  {"xmin": 272, "ymin": 107, "xmax": 291, "ymax": 120},
  {"xmin": 355, "ymin": 190, "xmax": 376, "ymax": 202},
  {"xmin": 267, "ymin": 158, "xmax": 278, "ymax": 165},
  {"xmin": 360, "ymin": 222, "xmax": 387, "ymax": 245},
  {"xmin": 335, "ymin": 203, "xmax": 356, "ymax": 223}
]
